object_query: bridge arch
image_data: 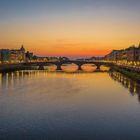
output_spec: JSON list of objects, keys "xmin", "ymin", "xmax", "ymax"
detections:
[
  {"xmin": 81, "ymin": 63, "xmax": 97, "ymax": 72},
  {"xmin": 24, "ymin": 60, "xmax": 111, "ymax": 72},
  {"xmin": 61, "ymin": 63, "xmax": 79, "ymax": 72},
  {"xmin": 43, "ymin": 64, "xmax": 57, "ymax": 71}
]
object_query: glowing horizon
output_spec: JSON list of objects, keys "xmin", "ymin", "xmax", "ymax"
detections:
[{"xmin": 0, "ymin": 0, "xmax": 140, "ymax": 57}]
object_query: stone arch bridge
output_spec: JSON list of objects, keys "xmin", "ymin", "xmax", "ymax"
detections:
[{"xmin": 24, "ymin": 61, "xmax": 112, "ymax": 71}]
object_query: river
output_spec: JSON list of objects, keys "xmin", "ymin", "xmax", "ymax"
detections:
[{"xmin": 0, "ymin": 68, "xmax": 140, "ymax": 140}]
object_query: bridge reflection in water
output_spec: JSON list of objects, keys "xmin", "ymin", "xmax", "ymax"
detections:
[{"xmin": 109, "ymin": 72, "xmax": 140, "ymax": 102}]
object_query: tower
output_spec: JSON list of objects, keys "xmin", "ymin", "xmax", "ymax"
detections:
[
  {"xmin": 20, "ymin": 44, "xmax": 25, "ymax": 52},
  {"xmin": 20, "ymin": 44, "xmax": 26, "ymax": 62}
]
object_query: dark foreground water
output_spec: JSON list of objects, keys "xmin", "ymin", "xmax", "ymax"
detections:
[{"xmin": 0, "ymin": 71, "xmax": 140, "ymax": 140}]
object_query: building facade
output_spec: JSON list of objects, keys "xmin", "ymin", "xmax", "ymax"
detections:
[
  {"xmin": 0, "ymin": 45, "xmax": 27, "ymax": 63},
  {"xmin": 104, "ymin": 44, "xmax": 140, "ymax": 63},
  {"xmin": 0, "ymin": 49, "xmax": 10, "ymax": 63},
  {"xmin": 26, "ymin": 51, "xmax": 33, "ymax": 62},
  {"xmin": 137, "ymin": 44, "xmax": 140, "ymax": 61},
  {"xmin": 10, "ymin": 45, "xmax": 26, "ymax": 63}
]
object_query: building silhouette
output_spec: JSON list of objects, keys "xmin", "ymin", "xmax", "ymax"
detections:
[{"xmin": 105, "ymin": 44, "xmax": 140, "ymax": 62}]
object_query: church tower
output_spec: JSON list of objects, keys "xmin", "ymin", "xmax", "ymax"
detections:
[{"xmin": 20, "ymin": 44, "xmax": 25, "ymax": 52}]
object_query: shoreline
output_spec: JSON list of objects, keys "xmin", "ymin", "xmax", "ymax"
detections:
[{"xmin": 110, "ymin": 65, "xmax": 140, "ymax": 83}]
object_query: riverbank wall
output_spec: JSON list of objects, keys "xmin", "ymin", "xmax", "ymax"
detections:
[{"xmin": 0, "ymin": 64, "xmax": 29, "ymax": 73}]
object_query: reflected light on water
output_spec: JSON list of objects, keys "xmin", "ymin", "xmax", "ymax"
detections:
[
  {"xmin": 0, "ymin": 70, "xmax": 140, "ymax": 101},
  {"xmin": 109, "ymin": 72, "xmax": 140, "ymax": 102},
  {"xmin": 0, "ymin": 70, "xmax": 140, "ymax": 140}
]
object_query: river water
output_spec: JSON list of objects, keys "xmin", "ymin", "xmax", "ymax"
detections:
[{"xmin": 0, "ymin": 69, "xmax": 140, "ymax": 140}]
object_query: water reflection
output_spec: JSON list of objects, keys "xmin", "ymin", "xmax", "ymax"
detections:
[
  {"xmin": 109, "ymin": 72, "xmax": 140, "ymax": 102},
  {"xmin": 1, "ymin": 70, "xmax": 139, "ymax": 99},
  {"xmin": 0, "ymin": 71, "xmax": 44, "ymax": 90},
  {"xmin": 1, "ymin": 71, "xmax": 140, "ymax": 139}
]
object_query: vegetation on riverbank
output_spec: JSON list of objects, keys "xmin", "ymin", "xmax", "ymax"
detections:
[{"xmin": 110, "ymin": 65, "xmax": 140, "ymax": 83}]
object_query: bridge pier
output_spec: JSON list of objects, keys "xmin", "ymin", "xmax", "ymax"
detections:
[
  {"xmin": 56, "ymin": 64, "xmax": 62, "ymax": 71},
  {"xmin": 96, "ymin": 64, "xmax": 101, "ymax": 71},
  {"xmin": 78, "ymin": 64, "xmax": 82, "ymax": 71},
  {"xmin": 38, "ymin": 65, "xmax": 44, "ymax": 70}
]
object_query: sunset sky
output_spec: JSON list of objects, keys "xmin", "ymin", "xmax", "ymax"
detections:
[{"xmin": 0, "ymin": 0, "xmax": 140, "ymax": 58}]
